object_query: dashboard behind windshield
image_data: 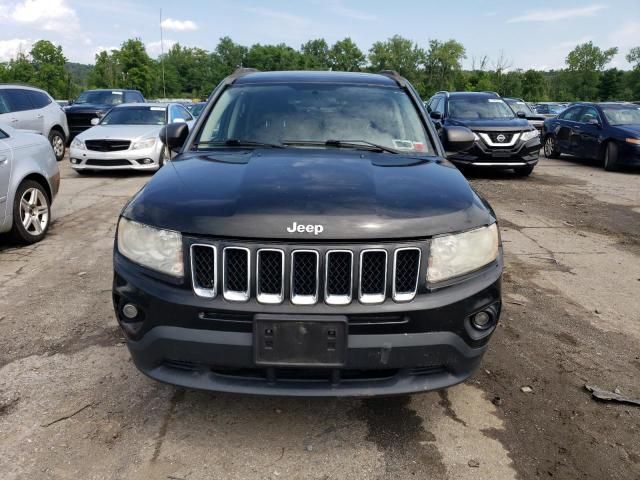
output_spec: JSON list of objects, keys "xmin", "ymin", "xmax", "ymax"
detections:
[
  {"xmin": 449, "ymin": 97, "xmax": 515, "ymax": 120},
  {"xmin": 101, "ymin": 107, "xmax": 167, "ymax": 125},
  {"xmin": 76, "ymin": 91, "xmax": 124, "ymax": 105},
  {"xmin": 195, "ymin": 83, "xmax": 434, "ymax": 154}
]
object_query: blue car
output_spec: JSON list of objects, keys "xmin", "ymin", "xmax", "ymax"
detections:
[{"xmin": 543, "ymin": 102, "xmax": 640, "ymax": 171}]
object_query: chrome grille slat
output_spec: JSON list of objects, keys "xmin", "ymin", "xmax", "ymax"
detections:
[
  {"xmin": 191, "ymin": 243, "xmax": 421, "ymax": 305},
  {"xmin": 256, "ymin": 249, "xmax": 284, "ymax": 304},
  {"xmin": 291, "ymin": 250, "xmax": 319, "ymax": 305},
  {"xmin": 223, "ymin": 247, "xmax": 250, "ymax": 302},
  {"xmin": 359, "ymin": 249, "xmax": 387, "ymax": 304}
]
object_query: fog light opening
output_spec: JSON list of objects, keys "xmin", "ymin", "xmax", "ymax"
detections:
[
  {"xmin": 70, "ymin": 158, "xmax": 79, "ymax": 164},
  {"xmin": 122, "ymin": 303, "xmax": 139, "ymax": 319},
  {"xmin": 143, "ymin": 158, "xmax": 153, "ymax": 165},
  {"xmin": 471, "ymin": 311, "xmax": 492, "ymax": 330}
]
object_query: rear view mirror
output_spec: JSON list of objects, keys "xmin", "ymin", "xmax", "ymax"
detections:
[
  {"xmin": 516, "ymin": 111, "xmax": 526, "ymax": 118},
  {"xmin": 443, "ymin": 126, "xmax": 475, "ymax": 153},
  {"xmin": 159, "ymin": 122, "xmax": 189, "ymax": 152},
  {"xmin": 430, "ymin": 111, "xmax": 442, "ymax": 120},
  {"xmin": 90, "ymin": 117, "xmax": 100, "ymax": 126}
]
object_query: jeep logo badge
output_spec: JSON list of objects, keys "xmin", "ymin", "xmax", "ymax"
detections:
[
  {"xmin": 496, "ymin": 133, "xmax": 506, "ymax": 142},
  {"xmin": 286, "ymin": 221, "xmax": 324, "ymax": 235}
]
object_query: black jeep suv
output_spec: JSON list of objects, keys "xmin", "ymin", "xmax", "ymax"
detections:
[
  {"xmin": 427, "ymin": 91, "xmax": 541, "ymax": 176},
  {"xmin": 65, "ymin": 89, "xmax": 145, "ymax": 139},
  {"xmin": 112, "ymin": 70, "xmax": 503, "ymax": 396}
]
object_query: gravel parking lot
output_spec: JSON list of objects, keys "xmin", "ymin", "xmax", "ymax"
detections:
[{"xmin": 1, "ymin": 156, "xmax": 639, "ymax": 480}]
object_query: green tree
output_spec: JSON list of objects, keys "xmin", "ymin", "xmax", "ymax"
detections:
[
  {"xmin": 246, "ymin": 43, "xmax": 300, "ymax": 71},
  {"xmin": 116, "ymin": 39, "xmax": 155, "ymax": 96},
  {"xmin": 300, "ymin": 39, "xmax": 330, "ymax": 70},
  {"xmin": 368, "ymin": 35, "xmax": 426, "ymax": 88},
  {"xmin": 328, "ymin": 38, "xmax": 365, "ymax": 72},
  {"xmin": 598, "ymin": 68, "xmax": 625, "ymax": 100},
  {"xmin": 625, "ymin": 47, "xmax": 640, "ymax": 100},
  {"xmin": 521, "ymin": 69, "xmax": 548, "ymax": 101},
  {"xmin": 424, "ymin": 39, "xmax": 466, "ymax": 94},
  {"xmin": 565, "ymin": 41, "xmax": 618, "ymax": 100},
  {"xmin": 89, "ymin": 50, "xmax": 121, "ymax": 89},
  {"xmin": 29, "ymin": 40, "xmax": 68, "ymax": 98}
]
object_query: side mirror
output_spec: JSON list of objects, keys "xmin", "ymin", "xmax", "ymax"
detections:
[
  {"xmin": 516, "ymin": 111, "xmax": 526, "ymax": 118},
  {"xmin": 587, "ymin": 118, "xmax": 601, "ymax": 128},
  {"xmin": 90, "ymin": 117, "xmax": 100, "ymax": 126},
  {"xmin": 430, "ymin": 111, "xmax": 442, "ymax": 120},
  {"xmin": 159, "ymin": 122, "xmax": 189, "ymax": 152},
  {"xmin": 443, "ymin": 126, "xmax": 475, "ymax": 153}
]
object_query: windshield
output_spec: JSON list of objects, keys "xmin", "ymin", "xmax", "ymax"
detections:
[
  {"xmin": 75, "ymin": 91, "xmax": 124, "ymax": 105},
  {"xmin": 194, "ymin": 83, "xmax": 433, "ymax": 154},
  {"xmin": 101, "ymin": 107, "xmax": 167, "ymax": 125},
  {"xmin": 190, "ymin": 103, "xmax": 205, "ymax": 117},
  {"xmin": 602, "ymin": 105, "xmax": 640, "ymax": 126},
  {"xmin": 448, "ymin": 97, "xmax": 515, "ymax": 120},
  {"xmin": 506, "ymin": 99, "xmax": 534, "ymax": 116}
]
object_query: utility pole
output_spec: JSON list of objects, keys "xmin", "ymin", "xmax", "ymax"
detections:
[{"xmin": 160, "ymin": 8, "xmax": 166, "ymax": 98}]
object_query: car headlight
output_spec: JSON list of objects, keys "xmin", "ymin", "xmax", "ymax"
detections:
[
  {"xmin": 131, "ymin": 137, "xmax": 157, "ymax": 150},
  {"xmin": 427, "ymin": 223, "xmax": 499, "ymax": 283},
  {"xmin": 71, "ymin": 137, "xmax": 86, "ymax": 150},
  {"xmin": 520, "ymin": 130, "xmax": 539, "ymax": 142},
  {"xmin": 117, "ymin": 218, "xmax": 184, "ymax": 277},
  {"xmin": 625, "ymin": 137, "xmax": 640, "ymax": 145}
]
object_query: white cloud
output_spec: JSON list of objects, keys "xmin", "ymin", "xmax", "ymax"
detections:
[
  {"xmin": 327, "ymin": 1, "xmax": 377, "ymax": 21},
  {"xmin": 10, "ymin": 0, "xmax": 79, "ymax": 33},
  {"xmin": 146, "ymin": 39, "xmax": 177, "ymax": 57},
  {"xmin": 0, "ymin": 38, "xmax": 33, "ymax": 61},
  {"xmin": 160, "ymin": 18, "xmax": 198, "ymax": 31},
  {"xmin": 242, "ymin": 7, "xmax": 310, "ymax": 27},
  {"xmin": 507, "ymin": 5, "xmax": 606, "ymax": 23}
]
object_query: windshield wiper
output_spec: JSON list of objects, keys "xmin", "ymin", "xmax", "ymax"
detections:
[
  {"xmin": 282, "ymin": 139, "xmax": 399, "ymax": 154},
  {"xmin": 192, "ymin": 138, "xmax": 285, "ymax": 150}
]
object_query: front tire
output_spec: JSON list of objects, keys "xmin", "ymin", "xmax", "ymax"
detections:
[
  {"xmin": 603, "ymin": 142, "xmax": 619, "ymax": 172},
  {"xmin": 9, "ymin": 180, "xmax": 51, "ymax": 244},
  {"xmin": 514, "ymin": 165, "xmax": 534, "ymax": 177},
  {"xmin": 48, "ymin": 129, "xmax": 66, "ymax": 161},
  {"xmin": 544, "ymin": 135, "xmax": 560, "ymax": 159}
]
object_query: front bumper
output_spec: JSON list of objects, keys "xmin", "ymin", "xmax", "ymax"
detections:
[
  {"xmin": 449, "ymin": 137, "xmax": 541, "ymax": 168},
  {"xmin": 70, "ymin": 145, "xmax": 160, "ymax": 171},
  {"xmin": 113, "ymin": 252, "xmax": 503, "ymax": 397},
  {"xmin": 618, "ymin": 142, "xmax": 640, "ymax": 166}
]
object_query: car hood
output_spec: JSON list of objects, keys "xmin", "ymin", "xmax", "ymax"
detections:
[
  {"xmin": 447, "ymin": 118, "xmax": 531, "ymax": 131},
  {"xmin": 123, "ymin": 149, "xmax": 494, "ymax": 240},
  {"xmin": 613, "ymin": 124, "xmax": 640, "ymax": 137},
  {"xmin": 77, "ymin": 124, "xmax": 162, "ymax": 141},
  {"xmin": 65, "ymin": 103, "xmax": 113, "ymax": 113}
]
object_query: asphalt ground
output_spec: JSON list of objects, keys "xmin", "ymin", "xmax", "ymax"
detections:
[{"xmin": 1, "ymin": 153, "xmax": 639, "ymax": 480}]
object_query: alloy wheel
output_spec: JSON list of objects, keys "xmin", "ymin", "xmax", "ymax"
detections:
[
  {"xmin": 544, "ymin": 137, "xmax": 555, "ymax": 157},
  {"xmin": 52, "ymin": 134, "xmax": 65, "ymax": 158},
  {"xmin": 19, "ymin": 188, "xmax": 49, "ymax": 236}
]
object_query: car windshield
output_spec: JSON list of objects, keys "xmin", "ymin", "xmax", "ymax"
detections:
[
  {"xmin": 190, "ymin": 103, "xmax": 206, "ymax": 117},
  {"xmin": 101, "ymin": 107, "xmax": 167, "ymax": 125},
  {"xmin": 194, "ymin": 83, "xmax": 433, "ymax": 154},
  {"xmin": 602, "ymin": 105, "xmax": 640, "ymax": 126},
  {"xmin": 448, "ymin": 97, "xmax": 515, "ymax": 120},
  {"xmin": 506, "ymin": 99, "xmax": 534, "ymax": 116},
  {"xmin": 75, "ymin": 91, "xmax": 125, "ymax": 105}
]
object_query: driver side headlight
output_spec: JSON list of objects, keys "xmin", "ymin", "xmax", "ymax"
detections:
[
  {"xmin": 427, "ymin": 224, "xmax": 499, "ymax": 283},
  {"xmin": 117, "ymin": 218, "xmax": 184, "ymax": 277},
  {"xmin": 131, "ymin": 137, "xmax": 157, "ymax": 150},
  {"xmin": 520, "ymin": 130, "xmax": 539, "ymax": 142},
  {"xmin": 70, "ymin": 137, "xmax": 86, "ymax": 150}
]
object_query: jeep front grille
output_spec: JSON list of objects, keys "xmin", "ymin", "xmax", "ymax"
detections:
[{"xmin": 190, "ymin": 242, "xmax": 424, "ymax": 305}]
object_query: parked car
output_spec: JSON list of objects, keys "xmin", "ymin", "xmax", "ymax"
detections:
[
  {"xmin": 69, "ymin": 103, "xmax": 194, "ymax": 173},
  {"xmin": 533, "ymin": 103, "xmax": 566, "ymax": 117},
  {"xmin": 112, "ymin": 69, "xmax": 504, "ymax": 397},
  {"xmin": 0, "ymin": 84, "xmax": 69, "ymax": 161},
  {"xmin": 65, "ymin": 89, "xmax": 145, "ymax": 140},
  {"xmin": 427, "ymin": 91, "xmax": 541, "ymax": 176},
  {"xmin": 504, "ymin": 97, "xmax": 546, "ymax": 135},
  {"xmin": 543, "ymin": 102, "xmax": 640, "ymax": 171},
  {"xmin": 0, "ymin": 125, "xmax": 60, "ymax": 243},
  {"xmin": 186, "ymin": 102, "xmax": 206, "ymax": 118}
]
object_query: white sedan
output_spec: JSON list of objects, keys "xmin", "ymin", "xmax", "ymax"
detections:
[
  {"xmin": 0, "ymin": 125, "xmax": 60, "ymax": 244},
  {"xmin": 69, "ymin": 103, "xmax": 194, "ymax": 173}
]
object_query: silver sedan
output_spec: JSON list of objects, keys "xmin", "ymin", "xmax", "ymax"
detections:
[
  {"xmin": 0, "ymin": 125, "xmax": 60, "ymax": 244},
  {"xmin": 69, "ymin": 103, "xmax": 194, "ymax": 173}
]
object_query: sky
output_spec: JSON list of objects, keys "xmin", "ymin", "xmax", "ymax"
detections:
[{"xmin": 0, "ymin": 0, "xmax": 639, "ymax": 70}]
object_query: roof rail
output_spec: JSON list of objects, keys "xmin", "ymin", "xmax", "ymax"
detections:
[
  {"xmin": 482, "ymin": 91, "xmax": 501, "ymax": 97},
  {"xmin": 435, "ymin": 90, "xmax": 449, "ymax": 97},
  {"xmin": 225, "ymin": 68, "xmax": 259, "ymax": 85},
  {"xmin": 377, "ymin": 70, "xmax": 406, "ymax": 87}
]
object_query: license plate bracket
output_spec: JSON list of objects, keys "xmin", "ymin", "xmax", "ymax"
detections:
[{"xmin": 254, "ymin": 314, "xmax": 348, "ymax": 367}]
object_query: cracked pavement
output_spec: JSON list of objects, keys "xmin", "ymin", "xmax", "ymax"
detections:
[{"xmin": 1, "ymin": 156, "xmax": 639, "ymax": 479}]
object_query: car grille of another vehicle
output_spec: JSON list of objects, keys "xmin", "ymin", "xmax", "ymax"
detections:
[
  {"xmin": 85, "ymin": 139, "xmax": 131, "ymax": 152},
  {"xmin": 67, "ymin": 113, "xmax": 99, "ymax": 130},
  {"xmin": 85, "ymin": 159, "xmax": 131, "ymax": 166},
  {"xmin": 189, "ymin": 241, "xmax": 422, "ymax": 305}
]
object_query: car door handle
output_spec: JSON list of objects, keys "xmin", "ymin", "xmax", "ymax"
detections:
[
  {"xmin": 10, "ymin": 118, "xmax": 18, "ymax": 123},
  {"xmin": 36, "ymin": 114, "xmax": 44, "ymax": 119},
  {"xmin": 0, "ymin": 155, "xmax": 8, "ymax": 164}
]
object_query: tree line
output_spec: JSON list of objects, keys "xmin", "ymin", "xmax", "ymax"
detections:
[{"xmin": 1, "ymin": 36, "xmax": 639, "ymax": 102}]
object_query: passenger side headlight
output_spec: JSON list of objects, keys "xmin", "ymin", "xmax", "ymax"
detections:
[
  {"xmin": 520, "ymin": 130, "xmax": 539, "ymax": 142},
  {"xmin": 71, "ymin": 137, "xmax": 86, "ymax": 150},
  {"xmin": 117, "ymin": 218, "xmax": 184, "ymax": 277},
  {"xmin": 427, "ymin": 224, "xmax": 499, "ymax": 283},
  {"xmin": 131, "ymin": 137, "xmax": 157, "ymax": 150}
]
